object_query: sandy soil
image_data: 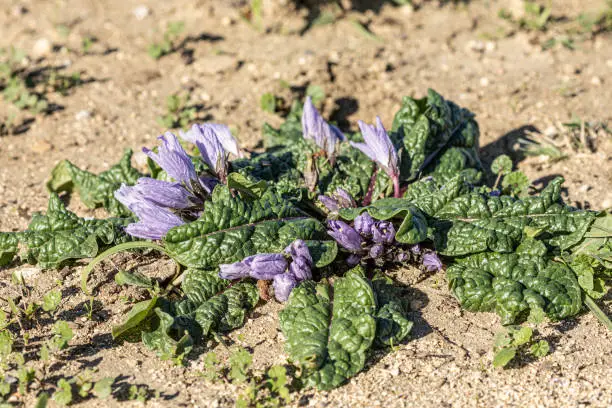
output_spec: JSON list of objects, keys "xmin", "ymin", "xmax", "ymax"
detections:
[{"xmin": 0, "ymin": 0, "xmax": 611, "ymax": 407}]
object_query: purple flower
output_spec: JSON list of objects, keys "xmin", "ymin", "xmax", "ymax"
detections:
[
  {"xmin": 273, "ymin": 273, "xmax": 298, "ymax": 302},
  {"xmin": 369, "ymin": 244, "xmax": 384, "ymax": 259},
  {"xmin": 115, "ymin": 184, "xmax": 184, "ymax": 240},
  {"xmin": 302, "ymin": 96, "xmax": 345, "ymax": 162},
  {"xmin": 285, "ymin": 240, "xmax": 313, "ymax": 281},
  {"xmin": 422, "ymin": 251, "xmax": 443, "ymax": 272},
  {"xmin": 350, "ymin": 117, "xmax": 401, "ymax": 197},
  {"xmin": 346, "ymin": 254, "xmax": 362, "ymax": 267},
  {"xmin": 248, "ymin": 254, "xmax": 288, "ymax": 280},
  {"xmin": 396, "ymin": 252, "xmax": 409, "ymax": 262},
  {"xmin": 334, "ymin": 188, "xmax": 356, "ymax": 209},
  {"xmin": 130, "ymin": 178, "xmax": 192, "ymax": 209},
  {"xmin": 318, "ymin": 195, "xmax": 339, "ymax": 212},
  {"xmin": 354, "ymin": 213, "xmax": 375, "ymax": 236},
  {"xmin": 350, "ymin": 117, "xmax": 399, "ymax": 178},
  {"xmin": 192, "ymin": 128, "xmax": 228, "ymax": 182},
  {"xmin": 409, "ymin": 244, "xmax": 421, "ymax": 254},
  {"xmin": 181, "ymin": 123, "xmax": 244, "ymax": 158},
  {"xmin": 372, "ymin": 221, "xmax": 395, "ymax": 244},
  {"xmin": 327, "ymin": 220, "xmax": 363, "ymax": 253},
  {"xmin": 219, "ymin": 261, "xmax": 251, "ymax": 280},
  {"xmin": 489, "ymin": 190, "xmax": 501, "ymax": 197},
  {"xmin": 143, "ymin": 133, "xmax": 198, "ymax": 188}
]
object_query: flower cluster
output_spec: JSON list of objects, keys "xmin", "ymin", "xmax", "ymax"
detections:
[
  {"xmin": 318, "ymin": 187, "xmax": 357, "ymax": 213},
  {"xmin": 301, "ymin": 100, "xmax": 401, "ymax": 198},
  {"xmin": 218, "ymin": 239, "xmax": 313, "ymax": 302},
  {"xmin": 327, "ymin": 213, "xmax": 443, "ymax": 272},
  {"xmin": 115, "ymin": 124, "xmax": 242, "ymax": 240}
]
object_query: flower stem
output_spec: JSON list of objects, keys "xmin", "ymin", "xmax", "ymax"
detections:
[
  {"xmin": 393, "ymin": 175, "xmax": 401, "ymax": 198},
  {"xmin": 80, "ymin": 241, "xmax": 176, "ymax": 295}
]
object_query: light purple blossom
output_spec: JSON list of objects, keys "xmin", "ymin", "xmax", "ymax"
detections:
[
  {"xmin": 354, "ymin": 213, "xmax": 375, "ymax": 236},
  {"xmin": 181, "ymin": 123, "xmax": 243, "ymax": 158},
  {"xmin": 409, "ymin": 244, "xmax": 421, "ymax": 254},
  {"xmin": 248, "ymin": 254, "xmax": 288, "ymax": 280},
  {"xmin": 372, "ymin": 221, "xmax": 395, "ymax": 244},
  {"xmin": 346, "ymin": 254, "xmax": 362, "ymax": 267},
  {"xmin": 327, "ymin": 220, "xmax": 363, "ymax": 253},
  {"xmin": 285, "ymin": 240, "xmax": 313, "ymax": 281},
  {"xmin": 191, "ymin": 128, "xmax": 228, "ymax": 182},
  {"xmin": 369, "ymin": 244, "xmax": 384, "ymax": 259},
  {"xmin": 273, "ymin": 273, "xmax": 298, "ymax": 302},
  {"xmin": 350, "ymin": 117, "xmax": 401, "ymax": 197},
  {"xmin": 334, "ymin": 188, "xmax": 356, "ymax": 208},
  {"xmin": 130, "ymin": 178, "xmax": 192, "ymax": 209},
  {"xmin": 115, "ymin": 184, "xmax": 184, "ymax": 240},
  {"xmin": 318, "ymin": 195, "xmax": 339, "ymax": 212},
  {"xmin": 219, "ymin": 261, "xmax": 251, "ymax": 280},
  {"xmin": 143, "ymin": 133, "xmax": 198, "ymax": 188},
  {"xmin": 302, "ymin": 96, "xmax": 345, "ymax": 162},
  {"xmin": 422, "ymin": 252, "xmax": 443, "ymax": 272}
]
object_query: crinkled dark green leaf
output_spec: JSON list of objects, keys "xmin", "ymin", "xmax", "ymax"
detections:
[
  {"xmin": 304, "ymin": 240, "xmax": 338, "ymax": 268},
  {"xmin": 142, "ymin": 308, "xmax": 194, "ymax": 360},
  {"xmin": 226, "ymin": 172, "xmax": 268, "ymax": 199},
  {"xmin": 338, "ymin": 199, "xmax": 428, "ymax": 244},
  {"xmin": 407, "ymin": 176, "xmax": 595, "ymax": 256},
  {"xmin": 163, "ymin": 185, "xmax": 327, "ymax": 268},
  {"xmin": 569, "ymin": 254, "xmax": 610, "ymax": 300},
  {"xmin": 447, "ymin": 251, "xmax": 582, "ymax": 324},
  {"xmin": 391, "ymin": 88, "xmax": 482, "ymax": 184},
  {"xmin": 371, "ymin": 274, "xmax": 413, "ymax": 347},
  {"xmin": 47, "ymin": 149, "xmax": 142, "ymax": 216},
  {"xmin": 0, "ymin": 232, "xmax": 18, "ymax": 266},
  {"xmin": 19, "ymin": 194, "xmax": 133, "ymax": 268},
  {"xmin": 112, "ymin": 297, "xmax": 161, "ymax": 342},
  {"xmin": 177, "ymin": 268, "xmax": 230, "ymax": 314},
  {"xmin": 191, "ymin": 282, "xmax": 259, "ymax": 337},
  {"xmin": 279, "ymin": 267, "xmax": 377, "ymax": 390}
]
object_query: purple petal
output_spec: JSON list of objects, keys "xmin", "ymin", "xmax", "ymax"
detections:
[
  {"xmin": 219, "ymin": 262, "xmax": 251, "ymax": 280},
  {"xmin": 289, "ymin": 261, "xmax": 312, "ymax": 281},
  {"xmin": 301, "ymin": 96, "xmax": 344, "ymax": 158},
  {"xmin": 396, "ymin": 252, "xmax": 409, "ymax": 262},
  {"xmin": 273, "ymin": 273, "xmax": 298, "ymax": 302},
  {"xmin": 318, "ymin": 195, "xmax": 340, "ymax": 212},
  {"xmin": 327, "ymin": 220, "xmax": 363, "ymax": 253},
  {"xmin": 409, "ymin": 244, "xmax": 421, "ymax": 254},
  {"xmin": 369, "ymin": 244, "xmax": 385, "ymax": 259},
  {"xmin": 120, "ymin": 202, "xmax": 184, "ymax": 240},
  {"xmin": 353, "ymin": 117, "xmax": 399, "ymax": 179},
  {"xmin": 334, "ymin": 188, "xmax": 356, "ymax": 208},
  {"xmin": 181, "ymin": 123, "xmax": 243, "ymax": 158},
  {"xmin": 423, "ymin": 251, "xmax": 443, "ymax": 272},
  {"xmin": 143, "ymin": 133, "xmax": 197, "ymax": 188},
  {"xmin": 372, "ymin": 221, "xmax": 395, "ymax": 244},
  {"xmin": 131, "ymin": 178, "xmax": 191, "ymax": 209},
  {"xmin": 354, "ymin": 213, "xmax": 375, "ymax": 236},
  {"xmin": 284, "ymin": 240, "xmax": 313, "ymax": 267},
  {"xmin": 346, "ymin": 253, "xmax": 362, "ymax": 267},
  {"xmin": 194, "ymin": 128, "xmax": 226, "ymax": 176},
  {"xmin": 248, "ymin": 254, "xmax": 288, "ymax": 280}
]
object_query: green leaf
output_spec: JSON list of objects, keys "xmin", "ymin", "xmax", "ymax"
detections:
[
  {"xmin": 447, "ymin": 251, "xmax": 582, "ymax": 324},
  {"xmin": 0, "ymin": 233, "xmax": 18, "ymax": 266},
  {"xmin": 52, "ymin": 379, "xmax": 73, "ymax": 406},
  {"xmin": 569, "ymin": 254, "xmax": 609, "ymax": 299},
  {"xmin": 529, "ymin": 340, "xmax": 550, "ymax": 357},
  {"xmin": 46, "ymin": 149, "xmax": 142, "ymax": 216},
  {"xmin": 391, "ymin": 89, "xmax": 482, "ymax": 184},
  {"xmin": 112, "ymin": 297, "xmax": 160, "ymax": 341},
  {"xmin": 371, "ymin": 274, "xmax": 413, "ymax": 347},
  {"xmin": 279, "ymin": 268, "xmax": 377, "ymax": 390},
  {"xmin": 52, "ymin": 321, "xmax": 74, "ymax": 349},
  {"xmin": 304, "ymin": 240, "xmax": 338, "ymax": 268},
  {"xmin": 42, "ymin": 290, "xmax": 62, "ymax": 312},
  {"xmin": 492, "ymin": 347, "xmax": 517, "ymax": 368},
  {"xmin": 338, "ymin": 199, "xmax": 428, "ymax": 244},
  {"xmin": 114, "ymin": 270, "xmax": 155, "ymax": 289},
  {"xmin": 491, "ymin": 155, "xmax": 513, "ymax": 175},
  {"xmin": 18, "ymin": 194, "xmax": 133, "ymax": 269},
  {"xmin": 306, "ymin": 85, "xmax": 325, "ymax": 106},
  {"xmin": 227, "ymin": 172, "xmax": 268, "ymax": 199},
  {"xmin": 34, "ymin": 392, "xmax": 49, "ymax": 408},
  {"xmin": 92, "ymin": 377, "xmax": 115, "ymax": 399},
  {"xmin": 511, "ymin": 326, "xmax": 533, "ymax": 346},
  {"xmin": 163, "ymin": 185, "xmax": 327, "ymax": 268},
  {"xmin": 142, "ymin": 309, "xmax": 194, "ymax": 361},
  {"xmin": 0, "ymin": 331, "xmax": 13, "ymax": 359},
  {"xmin": 502, "ymin": 171, "xmax": 530, "ymax": 196},
  {"xmin": 179, "ymin": 268, "xmax": 230, "ymax": 312},
  {"xmin": 228, "ymin": 347, "xmax": 252, "ymax": 383},
  {"xmin": 410, "ymin": 176, "xmax": 596, "ymax": 256},
  {"xmin": 192, "ymin": 282, "xmax": 259, "ymax": 337},
  {"xmin": 260, "ymin": 93, "xmax": 277, "ymax": 113}
]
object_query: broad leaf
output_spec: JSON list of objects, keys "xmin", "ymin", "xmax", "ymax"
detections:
[
  {"xmin": 19, "ymin": 194, "xmax": 133, "ymax": 268},
  {"xmin": 0, "ymin": 232, "xmax": 18, "ymax": 266},
  {"xmin": 142, "ymin": 308, "xmax": 194, "ymax": 360},
  {"xmin": 163, "ymin": 185, "xmax": 327, "ymax": 268},
  {"xmin": 47, "ymin": 149, "xmax": 142, "ymax": 216},
  {"xmin": 407, "ymin": 176, "xmax": 596, "ymax": 256},
  {"xmin": 447, "ymin": 251, "xmax": 582, "ymax": 324},
  {"xmin": 371, "ymin": 274, "xmax": 413, "ymax": 347},
  {"xmin": 112, "ymin": 297, "xmax": 161, "ymax": 342},
  {"xmin": 279, "ymin": 268, "xmax": 377, "ymax": 390}
]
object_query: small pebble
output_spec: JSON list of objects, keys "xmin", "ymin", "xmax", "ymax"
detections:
[
  {"xmin": 32, "ymin": 38, "xmax": 52, "ymax": 57},
  {"xmin": 544, "ymin": 125, "xmax": 558, "ymax": 137},
  {"xmin": 75, "ymin": 110, "xmax": 91, "ymax": 121},
  {"xmin": 132, "ymin": 5, "xmax": 150, "ymax": 20},
  {"xmin": 579, "ymin": 185, "xmax": 591, "ymax": 193},
  {"xmin": 466, "ymin": 40, "xmax": 485, "ymax": 53},
  {"xmin": 591, "ymin": 76, "xmax": 602, "ymax": 86},
  {"xmin": 480, "ymin": 77, "xmax": 490, "ymax": 87}
]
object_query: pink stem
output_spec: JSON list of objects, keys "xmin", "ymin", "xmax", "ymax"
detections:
[{"xmin": 393, "ymin": 175, "xmax": 401, "ymax": 198}]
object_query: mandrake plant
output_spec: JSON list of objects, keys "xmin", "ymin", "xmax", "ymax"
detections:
[{"xmin": 0, "ymin": 89, "xmax": 610, "ymax": 392}]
